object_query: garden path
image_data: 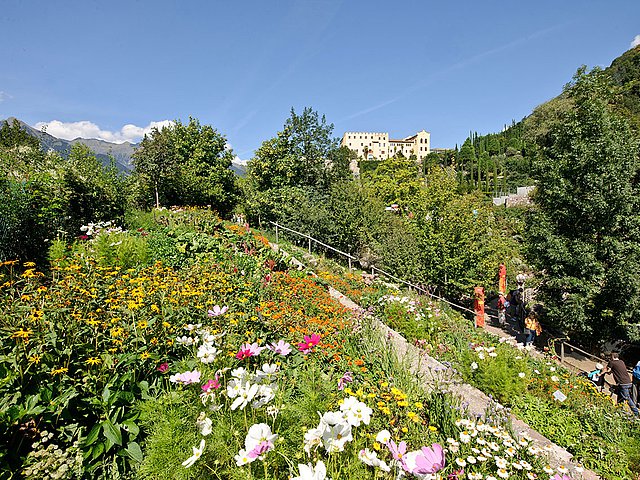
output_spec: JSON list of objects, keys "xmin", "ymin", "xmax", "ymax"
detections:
[
  {"xmin": 327, "ymin": 287, "xmax": 600, "ymax": 480},
  {"xmin": 274, "ymin": 244, "xmax": 599, "ymax": 478}
]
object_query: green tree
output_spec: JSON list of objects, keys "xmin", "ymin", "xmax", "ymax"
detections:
[
  {"xmin": 458, "ymin": 138, "xmax": 476, "ymax": 187},
  {"xmin": 132, "ymin": 118, "xmax": 239, "ymax": 214},
  {"xmin": 244, "ymin": 107, "xmax": 352, "ymax": 224},
  {"xmin": 360, "ymin": 157, "xmax": 422, "ymax": 207},
  {"xmin": 528, "ymin": 67, "xmax": 640, "ymax": 343},
  {"xmin": 131, "ymin": 125, "xmax": 175, "ymax": 208}
]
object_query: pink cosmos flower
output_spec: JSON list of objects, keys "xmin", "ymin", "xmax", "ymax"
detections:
[
  {"xmin": 550, "ymin": 476, "xmax": 572, "ymax": 480},
  {"xmin": 202, "ymin": 375, "xmax": 221, "ymax": 392},
  {"xmin": 297, "ymin": 334, "xmax": 321, "ymax": 354},
  {"xmin": 247, "ymin": 440, "xmax": 274, "ymax": 459},
  {"xmin": 236, "ymin": 342, "xmax": 264, "ymax": 360},
  {"xmin": 267, "ymin": 340, "xmax": 292, "ymax": 356},
  {"xmin": 337, "ymin": 371, "xmax": 353, "ymax": 390},
  {"xmin": 413, "ymin": 444, "xmax": 445, "ymax": 474},
  {"xmin": 156, "ymin": 362, "xmax": 169, "ymax": 373},
  {"xmin": 169, "ymin": 369, "xmax": 201, "ymax": 385},
  {"xmin": 208, "ymin": 305, "xmax": 228, "ymax": 317},
  {"xmin": 387, "ymin": 440, "xmax": 408, "ymax": 470}
]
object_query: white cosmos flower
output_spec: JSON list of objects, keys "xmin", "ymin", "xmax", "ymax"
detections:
[
  {"xmin": 227, "ymin": 379, "xmax": 242, "ymax": 399},
  {"xmin": 196, "ymin": 412, "xmax": 212, "ymax": 436},
  {"xmin": 197, "ymin": 343, "xmax": 218, "ymax": 363},
  {"xmin": 181, "ymin": 439, "xmax": 205, "ymax": 468},
  {"xmin": 321, "ymin": 421, "xmax": 352, "ymax": 452},
  {"xmin": 459, "ymin": 431, "xmax": 471, "ymax": 443},
  {"xmin": 234, "ymin": 448, "xmax": 251, "ymax": 466},
  {"xmin": 471, "ymin": 362, "xmax": 478, "ymax": 370},
  {"xmin": 231, "ymin": 367, "xmax": 249, "ymax": 381},
  {"xmin": 231, "ymin": 383, "xmax": 259, "ymax": 410},
  {"xmin": 359, "ymin": 448, "xmax": 391, "ymax": 472},
  {"xmin": 376, "ymin": 429, "xmax": 391, "ymax": 444},
  {"xmin": 518, "ymin": 372, "xmax": 525, "ymax": 378},
  {"xmin": 292, "ymin": 460, "xmax": 328, "ymax": 480},
  {"xmin": 340, "ymin": 396, "xmax": 372, "ymax": 427},
  {"xmin": 303, "ymin": 426, "xmax": 323, "ymax": 454},
  {"xmin": 495, "ymin": 456, "xmax": 508, "ymax": 469},
  {"xmin": 497, "ymin": 468, "xmax": 509, "ymax": 479},
  {"xmin": 245, "ymin": 423, "xmax": 278, "ymax": 451}
]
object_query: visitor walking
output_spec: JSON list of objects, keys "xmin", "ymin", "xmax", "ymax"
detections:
[
  {"xmin": 632, "ymin": 360, "xmax": 640, "ymax": 405},
  {"xmin": 497, "ymin": 292, "xmax": 507, "ymax": 327},
  {"xmin": 523, "ymin": 311, "xmax": 541, "ymax": 347},
  {"xmin": 605, "ymin": 352, "xmax": 639, "ymax": 416}
]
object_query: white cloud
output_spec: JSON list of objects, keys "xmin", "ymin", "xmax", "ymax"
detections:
[
  {"xmin": 632, "ymin": 35, "xmax": 640, "ymax": 48},
  {"xmin": 32, "ymin": 119, "xmax": 174, "ymax": 144},
  {"xmin": 0, "ymin": 91, "xmax": 12, "ymax": 103}
]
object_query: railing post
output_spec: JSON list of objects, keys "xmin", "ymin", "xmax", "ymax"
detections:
[
  {"xmin": 560, "ymin": 342, "xmax": 565, "ymax": 363},
  {"xmin": 348, "ymin": 257, "xmax": 352, "ymax": 270},
  {"xmin": 308, "ymin": 238, "xmax": 312, "ymax": 253},
  {"xmin": 275, "ymin": 224, "xmax": 279, "ymax": 243}
]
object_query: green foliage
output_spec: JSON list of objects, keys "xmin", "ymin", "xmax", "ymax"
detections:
[
  {"xmin": 360, "ymin": 157, "xmax": 423, "ymax": 207},
  {"xmin": 527, "ymin": 67, "xmax": 640, "ymax": 342},
  {"xmin": 246, "ymin": 107, "xmax": 342, "ymax": 194},
  {"xmin": 132, "ymin": 118, "xmax": 240, "ymax": 214},
  {"xmin": 1, "ymin": 136, "xmax": 127, "ymax": 264}
]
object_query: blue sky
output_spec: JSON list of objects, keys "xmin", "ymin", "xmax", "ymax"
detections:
[{"xmin": 1, "ymin": 1, "xmax": 639, "ymax": 160}]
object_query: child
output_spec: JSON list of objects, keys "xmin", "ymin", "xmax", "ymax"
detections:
[
  {"xmin": 587, "ymin": 363, "xmax": 605, "ymax": 389},
  {"xmin": 523, "ymin": 312, "xmax": 541, "ymax": 347}
]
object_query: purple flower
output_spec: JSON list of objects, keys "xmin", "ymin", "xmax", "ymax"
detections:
[
  {"xmin": 413, "ymin": 444, "xmax": 445, "ymax": 474},
  {"xmin": 247, "ymin": 440, "xmax": 274, "ymax": 459},
  {"xmin": 337, "ymin": 371, "xmax": 353, "ymax": 390},
  {"xmin": 267, "ymin": 340, "xmax": 292, "ymax": 356},
  {"xmin": 156, "ymin": 362, "xmax": 169, "ymax": 373},
  {"xmin": 208, "ymin": 305, "xmax": 228, "ymax": 317}
]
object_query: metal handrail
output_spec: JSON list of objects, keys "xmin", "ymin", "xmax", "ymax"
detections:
[
  {"xmin": 269, "ymin": 221, "xmax": 621, "ymax": 373},
  {"xmin": 271, "ymin": 221, "xmax": 482, "ymax": 318}
]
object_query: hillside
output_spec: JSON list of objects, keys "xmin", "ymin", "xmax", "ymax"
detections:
[{"xmin": 455, "ymin": 45, "xmax": 640, "ymax": 190}]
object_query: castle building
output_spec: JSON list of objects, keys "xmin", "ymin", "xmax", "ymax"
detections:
[{"xmin": 340, "ymin": 130, "xmax": 431, "ymax": 161}]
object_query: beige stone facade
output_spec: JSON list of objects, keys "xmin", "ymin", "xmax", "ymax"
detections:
[{"xmin": 340, "ymin": 130, "xmax": 431, "ymax": 161}]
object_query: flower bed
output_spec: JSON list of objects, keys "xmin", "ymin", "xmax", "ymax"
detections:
[{"xmin": 0, "ymin": 209, "xmax": 619, "ymax": 478}]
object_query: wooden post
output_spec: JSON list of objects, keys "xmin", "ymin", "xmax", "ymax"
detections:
[
  {"xmin": 348, "ymin": 257, "xmax": 352, "ymax": 270},
  {"xmin": 275, "ymin": 224, "xmax": 279, "ymax": 243},
  {"xmin": 560, "ymin": 342, "xmax": 565, "ymax": 363},
  {"xmin": 308, "ymin": 238, "xmax": 312, "ymax": 253}
]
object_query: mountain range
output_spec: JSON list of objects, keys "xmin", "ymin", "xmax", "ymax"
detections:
[{"xmin": 1, "ymin": 117, "xmax": 247, "ymax": 176}]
